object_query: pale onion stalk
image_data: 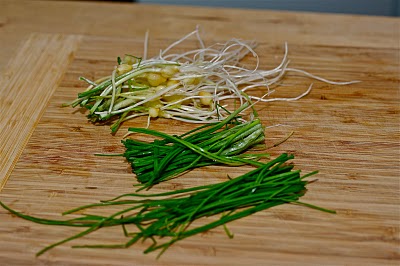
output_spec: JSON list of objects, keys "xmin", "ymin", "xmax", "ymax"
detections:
[
  {"xmin": 95, "ymin": 83, "xmax": 180, "ymax": 116},
  {"xmin": 72, "ymin": 27, "xmax": 358, "ymax": 131}
]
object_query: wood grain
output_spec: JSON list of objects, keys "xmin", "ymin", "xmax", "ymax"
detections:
[
  {"xmin": 0, "ymin": 33, "xmax": 82, "ymax": 191},
  {"xmin": 1, "ymin": 0, "xmax": 399, "ymax": 75},
  {"xmin": 0, "ymin": 30, "xmax": 399, "ymax": 265}
]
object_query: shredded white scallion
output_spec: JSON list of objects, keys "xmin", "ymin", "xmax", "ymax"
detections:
[{"xmin": 72, "ymin": 27, "xmax": 359, "ymax": 131}]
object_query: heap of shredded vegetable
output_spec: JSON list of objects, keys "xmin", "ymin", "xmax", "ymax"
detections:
[
  {"xmin": 0, "ymin": 153, "xmax": 335, "ymax": 257},
  {"xmin": 65, "ymin": 27, "xmax": 357, "ymax": 132},
  {"xmin": 121, "ymin": 103, "xmax": 269, "ymax": 189}
]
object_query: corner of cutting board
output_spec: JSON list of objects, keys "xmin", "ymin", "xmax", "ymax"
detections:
[{"xmin": 0, "ymin": 33, "xmax": 83, "ymax": 191}]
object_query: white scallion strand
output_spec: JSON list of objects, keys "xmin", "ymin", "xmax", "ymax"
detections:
[{"xmin": 73, "ymin": 27, "xmax": 359, "ymax": 131}]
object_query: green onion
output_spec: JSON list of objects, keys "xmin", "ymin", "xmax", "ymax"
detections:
[
  {"xmin": 120, "ymin": 103, "xmax": 269, "ymax": 189},
  {"xmin": 0, "ymin": 153, "xmax": 335, "ymax": 258}
]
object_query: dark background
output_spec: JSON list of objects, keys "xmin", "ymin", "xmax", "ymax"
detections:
[{"xmin": 129, "ymin": 0, "xmax": 400, "ymax": 17}]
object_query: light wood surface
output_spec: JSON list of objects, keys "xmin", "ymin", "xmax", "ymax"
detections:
[
  {"xmin": 0, "ymin": 1, "xmax": 399, "ymax": 265},
  {"xmin": 0, "ymin": 33, "xmax": 82, "ymax": 191}
]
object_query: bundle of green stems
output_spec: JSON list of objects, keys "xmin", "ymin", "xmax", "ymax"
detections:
[
  {"xmin": 121, "ymin": 104, "xmax": 268, "ymax": 189},
  {"xmin": 0, "ymin": 153, "xmax": 334, "ymax": 257}
]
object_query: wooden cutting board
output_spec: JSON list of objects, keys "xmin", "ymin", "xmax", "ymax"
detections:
[{"xmin": 0, "ymin": 32, "xmax": 399, "ymax": 265}]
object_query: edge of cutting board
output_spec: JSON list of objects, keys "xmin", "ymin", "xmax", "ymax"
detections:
[{"xmin": 0, "ymin": 33, "xmax": 82, "ymax": 191}]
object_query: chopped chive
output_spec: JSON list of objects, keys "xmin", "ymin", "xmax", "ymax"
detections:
[{"xmin": 0, "ymin": 153, "xmax": 334, "ymax": 258}]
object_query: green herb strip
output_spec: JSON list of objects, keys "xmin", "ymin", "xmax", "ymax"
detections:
[
  {"xmin": 121, "ymin": 103, "xmax": 270, "ymax": 188},
  {"xmin": 0, "ymin": 153, "xmax": 335, "ymax": 257}
]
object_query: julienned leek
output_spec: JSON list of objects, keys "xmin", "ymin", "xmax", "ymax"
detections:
[{"xmin": 64, "ymin": 28, "xmax": 357, "ymax": 132}]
